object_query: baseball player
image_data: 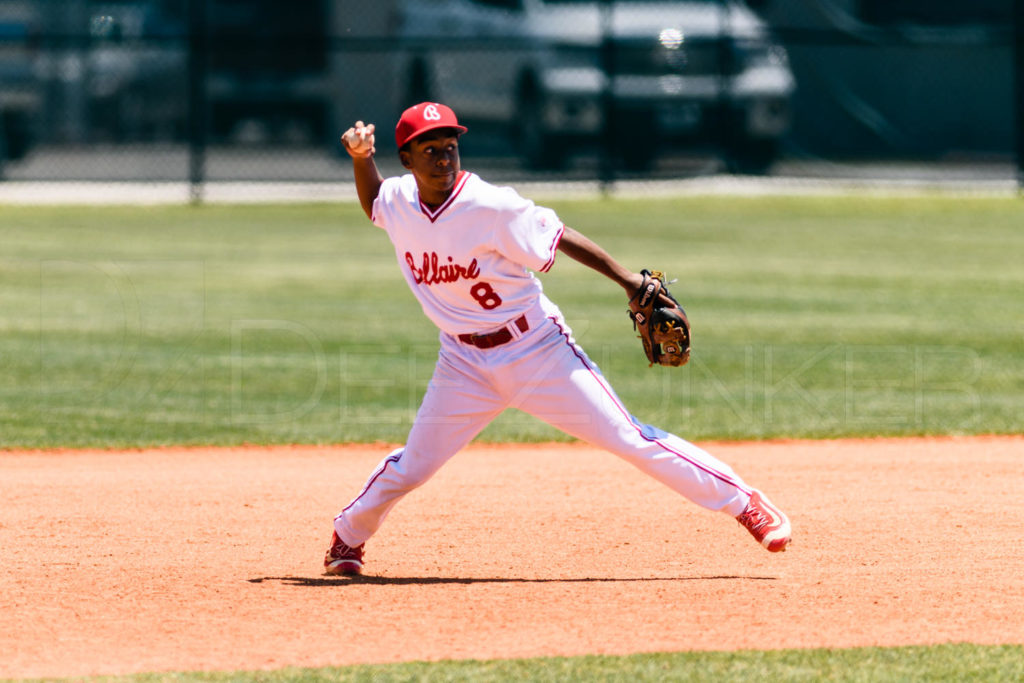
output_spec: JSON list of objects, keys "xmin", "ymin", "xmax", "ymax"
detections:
[{"xmin": 325, "ymin": 102, "xmax": 791, "ymax": 575}]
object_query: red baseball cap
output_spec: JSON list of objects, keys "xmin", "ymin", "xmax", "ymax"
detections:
[{"xmin": 395, "ymin": 102, "xmax": 468, "ymax": 149}]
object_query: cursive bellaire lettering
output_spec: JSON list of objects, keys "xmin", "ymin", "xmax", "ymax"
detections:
[{"xmin": 405, "ymin": 251, "xmax": 480, "ymax": 285}]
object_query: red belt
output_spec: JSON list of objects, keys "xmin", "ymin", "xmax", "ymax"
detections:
[{"xmin": 458, "ymin": 315, "xmax": 529, "ymax": 349}]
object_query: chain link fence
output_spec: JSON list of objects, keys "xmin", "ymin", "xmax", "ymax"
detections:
[{"xmin": 0, "ymin": 0, "xmax": 1020, "ymax": 199}]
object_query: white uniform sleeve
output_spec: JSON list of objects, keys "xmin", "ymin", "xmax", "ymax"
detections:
[
  {"xmin": 490, "ymin": 188, "xmax": 565, "ymax": 273},
  {"xmin": 370, "ymin": 177, "xmax": 400, "ymax": 230}
]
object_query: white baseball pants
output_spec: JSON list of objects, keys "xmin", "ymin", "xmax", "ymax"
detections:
[{"xmin": 335, "ymin": 299, "xmax": 753, "ymax": 547}]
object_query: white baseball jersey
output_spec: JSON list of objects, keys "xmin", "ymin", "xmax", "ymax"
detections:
[{"xmin": 371, "ymin": 171, "xmax": 564, "ymax": 335}]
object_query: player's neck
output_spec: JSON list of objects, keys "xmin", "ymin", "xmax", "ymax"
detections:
[{"xmin": 417, "ymin": 170, "xmax": 465, "ymax": 209}]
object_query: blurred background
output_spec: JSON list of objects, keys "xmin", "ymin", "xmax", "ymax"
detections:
[{"xmin": 0, "ymin": 0, "xmax": 1020, "ymax": 196}]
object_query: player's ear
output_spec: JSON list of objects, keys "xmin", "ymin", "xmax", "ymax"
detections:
[{"xmin": 398, "ymin": 149, "xmax": 412, "ymax": 169}]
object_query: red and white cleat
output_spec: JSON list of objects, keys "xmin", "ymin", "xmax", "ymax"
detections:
[
  {"xmin": 324, "ymin": 530, "xmax": 365, "ymax": 575},
  {"xmin": 736, "ymin": 491, "xmax": 792, "ymax": 552}
]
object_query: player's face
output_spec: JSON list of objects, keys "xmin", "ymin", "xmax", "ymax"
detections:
[{"xmin": 401, "ymin": 130, "xmax": 462, "ymax": 204}]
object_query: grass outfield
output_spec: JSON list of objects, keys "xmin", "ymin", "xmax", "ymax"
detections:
[
  {"xmin": 1, "ymin": 196, "xmax": 1020, "ymax": 448},
  {"xmin": 25, "ymin": 644, "xmax": 1024, "ymax": 682}
]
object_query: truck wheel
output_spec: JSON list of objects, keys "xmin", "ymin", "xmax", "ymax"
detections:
[
  {"xmin": 617, "ymin": 140, "xmax": 657, "ymax": 172},
  {"xmin": 516, "ymin": 93, "xmax": 566, "ymax": 171},
  {"xmin": 724, "ymin": 138, "xmax": 779, "ymax": 175},
  {"xmin": 405, "ymin": 59, "xmax": 432, "ymax": 107},
  {"xmin": 609, "ymin": 109, "xmax": 656, "ymax": 172},
  {"xmin": 2, "ymin": 110, "xmax": 31, "ymax": 160},
  {"xmin": 0, "ymin": 114, "xmax": 6, "ymax": 178}
]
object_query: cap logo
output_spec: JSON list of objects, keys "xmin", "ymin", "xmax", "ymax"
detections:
[{"xmin": 423, "ymin": 104, "xmax": 442, "ymax": 121}]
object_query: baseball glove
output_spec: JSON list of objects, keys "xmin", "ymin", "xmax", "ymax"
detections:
[{"xmin": 627, "ymin": 269, "xmax": 691, "ymax": 367}]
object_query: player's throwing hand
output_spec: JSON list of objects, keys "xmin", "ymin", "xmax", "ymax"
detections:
[{"xmin": 341, "ymin": 121, "xmax": 376, "ymax": 158}]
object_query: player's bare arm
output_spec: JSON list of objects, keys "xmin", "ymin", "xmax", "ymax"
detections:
[
  {"xmin": 557, "ymin": 227, "xmax": 647, "ymax": 296},
  {"xmin": 341, "ymin": 121, "xmax": 383, "ymax": 219}
]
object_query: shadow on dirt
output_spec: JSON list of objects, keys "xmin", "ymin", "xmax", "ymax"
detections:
[{"xmin": 248, "ymin": 575, "xmax": 778, "ymax": 586}]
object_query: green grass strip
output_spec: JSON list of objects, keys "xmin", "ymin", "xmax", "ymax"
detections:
[{"xmin": 11, "ymin": 644, "xmax": 1024, "ymax": 682}]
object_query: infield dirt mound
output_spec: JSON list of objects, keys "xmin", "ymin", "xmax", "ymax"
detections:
[{"xmin": 2, "ymin": 436, "xmax": 1022, "ymax": 678}]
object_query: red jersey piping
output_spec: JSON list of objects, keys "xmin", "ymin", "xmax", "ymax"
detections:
[
  {"xmin": 418, "ymin": 171, "xmax": 471, "ymax": 223},
  {"xmin": 539, "ymin": 222, "xmax": 566, "ymax": 273}
]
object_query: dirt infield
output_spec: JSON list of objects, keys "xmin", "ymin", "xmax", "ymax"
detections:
[{"xmin": 2, "ymin": 436, "xmax": 1023, "ymax": 679}]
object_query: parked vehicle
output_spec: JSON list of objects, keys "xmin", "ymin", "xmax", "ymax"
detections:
[
  {"xmin": 0, "ymin": 0, "xmax": 41, "ymax": 175},
  {"xmin": 86, "ymin": 2, "xmax": 187, "ymax": 142},
  {"xmin": 86, "ymin": 0, "xmax": 331, "ymax": 145},
  {"xmin": 206, "ymin": 0, "xmax": 330, "ymax": 144},
  {"xmin": 334, "ymin": 0, "xmax": 795, "ymax": 172}
]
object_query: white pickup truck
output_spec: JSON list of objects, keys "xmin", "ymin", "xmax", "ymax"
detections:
[{"xmin": 334, "ymin": 0, "xmax": 794, "ymax": 172}]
